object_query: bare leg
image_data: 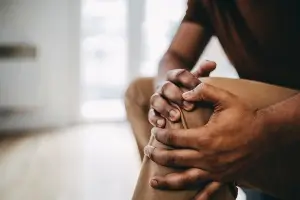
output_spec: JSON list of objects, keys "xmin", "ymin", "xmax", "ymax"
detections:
[
  {"xmin": 125, "ymin": 77, "xmax": 154, "ymax": 160},
  {"xmin": 130, "ymin": 77, "xmax": 299, "ymax": 199},
  {"xmin": 132, "ymin": 97, "xmax": 236, "ymax": 200}
]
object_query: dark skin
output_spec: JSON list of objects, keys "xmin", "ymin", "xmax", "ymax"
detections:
[
  {"xmin": 149, "ymin": 67, "xmax": 264, "ymax": 180},
  {"xmin": 146, "ymin": 2, "xmax": 300, "ymax": 197},
  {"xmin": 149, "ymin": 62, "xmax": 224, "ymax": 200},
  {"xmin": 147, "ymin": 63, "xmax": 300, "ymax": 199},
  {"xmin": 149, "ymin": 61, "xmax": 217, "ymax": 127},
  {"xmin": 148, "ymin": 20, "xmax": 221, "ymax": 199}
]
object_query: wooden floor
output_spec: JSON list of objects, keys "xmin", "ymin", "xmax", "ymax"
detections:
[
  {"xmin": 0, "ymin": 123, "xmax": 246, "ymax": 200},
  {"xmin": 0, "ymin": 123, "xmax": 140, "ymax": 200}
]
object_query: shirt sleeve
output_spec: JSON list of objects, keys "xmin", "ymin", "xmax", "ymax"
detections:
[{"xmin": 183, "ymin": 0, "xmax": 212, "ymax": 29}]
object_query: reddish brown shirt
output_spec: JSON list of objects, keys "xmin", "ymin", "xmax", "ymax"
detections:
[{"xmin": 184, "ymin": 0, "xmax": 300, "ymax": 89}]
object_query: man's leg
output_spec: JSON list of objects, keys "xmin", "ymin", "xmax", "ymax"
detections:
[
  {"xmin": 132, "ymin": 87, "xmax": 236, "ymax": 200},
  {"xmin": 132, "ymin": 77, "xmax": 299, "ymax": 200},
  {"xmin": 124, "ymin": 77, "xmax": 154, "ymax": 160}
]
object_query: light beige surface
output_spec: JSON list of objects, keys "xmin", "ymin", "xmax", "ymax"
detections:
[{"xmin": 0, "ymin": 123, "xmax": 140, "ymax": 200}]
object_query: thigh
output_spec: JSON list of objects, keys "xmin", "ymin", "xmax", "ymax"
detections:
[
  {"xmin": 200, "ymin": 77, "xmax": 297, "ymax": 110},
  {"xmin": 133, "ymin": 96, "xmax": 236, "ymax": 200}
]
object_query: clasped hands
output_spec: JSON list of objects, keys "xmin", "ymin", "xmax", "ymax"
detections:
[{"xmin": 144, "ymin": 61, "xmax": 269, "ymax": 200}]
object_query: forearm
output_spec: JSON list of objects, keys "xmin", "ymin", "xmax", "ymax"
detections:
[
  {"xmin": 155, "ymin": 50, "xmax": 196, "ymax": 89},
  {"xmin": 259, "ymin": 92, "xmax": 300, "ymax": 148},
  {"xmin": 240, "ymin": 92, "xmax": 300, "ymax": 198},
  {"xmin": 154, "ymin": 20, "xmax": 212, "ymax": 89}
]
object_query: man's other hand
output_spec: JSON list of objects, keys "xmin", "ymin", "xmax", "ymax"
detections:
[{"xmin": 148, "ymin": 61, "xmax": 216, "ymax": 128}]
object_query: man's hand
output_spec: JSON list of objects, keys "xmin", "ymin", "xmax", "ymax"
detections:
[
  {"xmin": 149, "ymin": 61, "xmax": 216, "ymax": 128},
  {"xmin": 145, "ymin": 82, "xmax": 268, "ymax": 186}
]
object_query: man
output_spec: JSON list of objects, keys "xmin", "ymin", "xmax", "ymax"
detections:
[{"xmin": 125, "ymin": 0, "xmax": 300, "ymax": 199}]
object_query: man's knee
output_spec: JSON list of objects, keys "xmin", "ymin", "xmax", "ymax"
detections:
[{"xmin": 124, "ymin": 77, "xmax": 154, "ymax": 109}]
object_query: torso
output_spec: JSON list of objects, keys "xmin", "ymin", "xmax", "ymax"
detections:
[{"xmin": 202, "ymin": 0, "xmax": 300, "ymax": 89}]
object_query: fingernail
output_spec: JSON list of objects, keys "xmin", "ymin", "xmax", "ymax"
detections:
[
  {"xmin": 144, "ymin": 145, "xmax": 155, "ymax": 158},
  {"xmin": 183, "ymin": 101, "xmax": 193, "ymax": 109},
  {"xmin": 157, "ymin": 119, "xmax": 165, "ymax": 127},
  {"xmin": 150, "ymin": 179, "xmax": 158, "ymax": 187},
  {"xmin": 169, "ymin": 109, "xmax": 178, "ymax": 120}
]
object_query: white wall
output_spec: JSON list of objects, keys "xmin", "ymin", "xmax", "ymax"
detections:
[{"xmin": 0, "ymin": 0, "xmax": 81, "ymax": 131}]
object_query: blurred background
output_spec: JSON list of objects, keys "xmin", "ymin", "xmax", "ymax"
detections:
[{"xmin": 0, "ymin": 0, "xmax": 242, "ymax": 200}]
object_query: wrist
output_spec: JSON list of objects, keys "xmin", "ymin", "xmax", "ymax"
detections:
[
  {"xmin": 253, "ymin": 109, "xmax": 275, "ymax": 153},
  {"xmin": 256, "ymin": 107, "xmax": 293, "ymax": 150}
]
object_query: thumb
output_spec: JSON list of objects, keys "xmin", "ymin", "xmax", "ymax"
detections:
[
  {"xmin": 192, "ymin": 60, "xmax": 216, "ymax": 78},
  {"xmin": 182, "ymin": 83, "xmax": 235, "ymax": 106}
]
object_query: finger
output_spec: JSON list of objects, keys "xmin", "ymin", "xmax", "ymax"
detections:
[
  {"xmin": 166, "ymin": 69, "xmax": 200, "ymax": 90},
  {"xmin": 159, "ymin": 81, "xmax": 194, "ymax": 111},
  {"xmin": 150, "ymin": 168, "xmax": 211, "ymax": 190},
  {"xmin": 144, "ymin": 145, "xmax": 200, "ymax": 168},
  {"xmin": 159, "ymin": 81, "xmax": 183, "ymax": 105},
  {"xmin": 192, "ymin": 60, "xmax": 216, "ymax": 78},
  {"xmin": 194, "ymin": 182, "xmax": 222, "ymax": 200},
  {"xmin": 150, "ymin": 93, "xmax": 181, "ymax": 121},
  {"xmin": 151, "ymin": 127, "xmax": 204, "ymax": 149},
  {"xmin": 148, "ymin": 109, "xmax": 166, "ymax": 128},
  {"xmin": 182, "ymin": 83, "xmax": 235, "ymax": 107}
]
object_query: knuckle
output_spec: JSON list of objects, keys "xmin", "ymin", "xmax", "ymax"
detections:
[
  {"xmin": 174, "ymin": 153, "xmax": 184, "ymax": 165},
  {"xmin": 160, "ymin": 81, "xmax": 173, "ymax": 94},
  {"xmin": 150, "ymin": 93, "xmax": 162, "ymax": 106},
  {"xmin": 166, "ymin": 70, "xmax": 174, "ymax": 80},
  {"xmin": 194, "ymin": 170, "xmax": 205, "ymax": 181},
  {"xmin": 197, "ymin": 135, "xmax": 211, "ymax": 148},
  {"xmin": 174, "ymin": 69, "xmax": 187, "ymax": 79},
  {"xmin": 164, "ymin": 131, "xmax": 176, "ymax": 144},
  {"xmin": 176, "ymin": 175, "xmax": 187, "ymax": 187},
  {"xmin": 167, "ymin": 69, "xmax": 186, "ymax": 81},
  {"xmin": 165, "ymin": 153, "xmax": 176, "ymax": 166}
]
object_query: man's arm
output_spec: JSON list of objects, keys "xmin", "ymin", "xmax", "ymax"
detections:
[
  {"xmin": 155, "ymin": 22, "xmax": 212, "ymax": 89},
  {"xmin": 260, "ymin": 92, "xmax": 300, "ymax": 147},
  {"xmin": 150, "ymin": 0, "xmax": 214, "ymax": 127},
  {"xmin": 155, "ymin": 0, "xmax": 213, "ymax": 88}
]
